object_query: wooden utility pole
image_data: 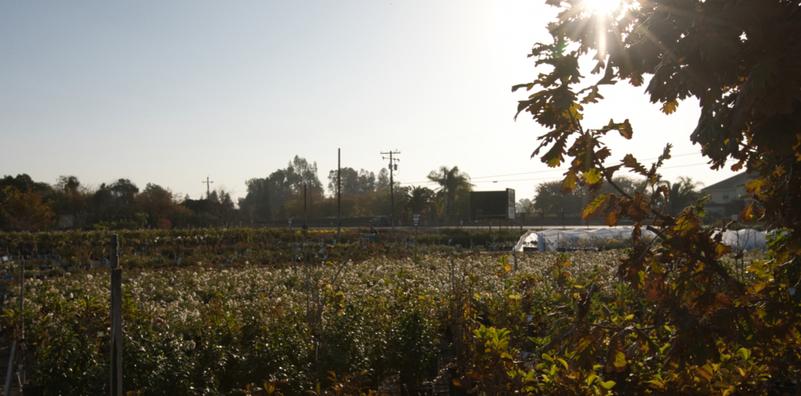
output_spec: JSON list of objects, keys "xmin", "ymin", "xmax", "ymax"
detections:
[
  {"xmin": 380, "ymin": 150, "xmax": 401, "ymax": 227},
  {"xmin": 110, "ymin": 235, "xmax": 122, "ymax": 396},
  {"xmin": 201, "ymin": 176, "xmax": 214, "ymax": 199},
  {"xmin": 337, "ymin": 148, "xmax": 341, "ymax": 238},
  {"xmin": 303, "ymin": 183, "xmax": 308, "ymax": 230}
]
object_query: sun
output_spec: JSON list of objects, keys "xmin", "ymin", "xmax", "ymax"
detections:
[{"xmin": 581, "ymin": 0, "xmax": 623, "ymax": 16}]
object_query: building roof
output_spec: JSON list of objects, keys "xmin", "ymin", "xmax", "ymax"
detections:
[{"xmin": 701, "ymin": 172, "xmax": 751, "ymax": 192}]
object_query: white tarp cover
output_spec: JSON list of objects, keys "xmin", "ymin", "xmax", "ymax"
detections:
[
  {"xmin": 515, "ymin": 227, "xmax": 769, "ymax": 252},
  {"xmin": 514, "ymin": 226, "xmax": 656, "ymax": 252},
  {"xmin": 716, "ymin": 229, "xmax": 767, "ymax": 251}
]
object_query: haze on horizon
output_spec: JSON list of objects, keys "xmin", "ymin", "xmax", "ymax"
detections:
[{"xmin": 0, "ymin": 0, "xmax": 738, "ymax": 202}]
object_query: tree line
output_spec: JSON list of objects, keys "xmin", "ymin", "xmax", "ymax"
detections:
[
  {"xmin": 0, "ymin": 156, "xmax": 474, "ymax": 231},
  {"xmin": 0, "ymin": 154, "xmax": 703, "ymax": 231},
  {"xmin": 516, "ymin": 176, "xmax": 703, "ymax": 220}
]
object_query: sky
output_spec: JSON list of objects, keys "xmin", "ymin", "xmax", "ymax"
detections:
[{"xmin": 0, "ymin": 0, "xmax": 738, "ymax": 202}]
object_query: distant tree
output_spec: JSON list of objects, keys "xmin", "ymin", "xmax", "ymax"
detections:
[
  {"xmin": 407, "ymin": 186, "xmax": 434, "ymax": 215},
  {"xmin": 181, "ymin": 188, "xmax": 236, "ymax": 227},
  {"xmin": 427, "ymin": 166, "xmax": 472, "ymax": 221},
  {"xmin": 49, "ymin": 175, "xmax": 88, "ymax": 228},
  {"xmin": 533, "ymin": 180, "xmax": 584, "ymax": 217},
  {"xmin": 533, "ymin": 176, "xmax": 641, "ymax": 219},
  {"xmin": 375, "ymin": 168, "xmax": 390, "ymax": 191},
  {"xmin": 0, "ymin": 174, "xmax": 53, "ymax": 197},
  {"xmin": 136, "ymin": 183, "xmax": 176, "ymax": 228},
  {"xmin": 327, "ymin": 167, "xmax": 376, "ymax": 196},
  {"xmin": 240, "ymin": 178, "xmax": 274, "ymax": 223},
  {"xmin": 0, "ymin": 186, "xmax": 54, "ymax": 231},
  {"xmin": 239, "ymin": 156, "xmax": 325, "ymax": 222},
  {"xmin": 516, "ymin": 198, "xmax": 536, "ymax": 215},
  {"xmin": 56, "ymin": 175, "xmax": 81, "ymax": 194},
  {"xmin": 91, "ymin": 179, "xmax": 141, "ymax": 227},
  {"xmin": 287, "ymin": 156, "xmax": 324, "ymax": 195}
]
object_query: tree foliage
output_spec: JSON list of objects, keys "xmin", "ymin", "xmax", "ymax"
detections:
[{"xmin": 512, "ymin": 0, "xmax": 801, "ymax": 392}]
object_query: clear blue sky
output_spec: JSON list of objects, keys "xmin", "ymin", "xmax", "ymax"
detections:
[{"xmin": 0, "ymin": 0, "xmax": 736, "ymax": 201}]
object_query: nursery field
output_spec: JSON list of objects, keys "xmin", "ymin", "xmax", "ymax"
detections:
[
  {"xmin": 3, "ymin": 250, "xmax": 625, "ymax": 395},
  {"xmin": 0, "ymin": 229, "xmax": 786, "ymax": 395}
]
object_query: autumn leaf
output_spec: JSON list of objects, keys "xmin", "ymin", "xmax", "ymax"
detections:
[
  {"xmin": 618, "ymin": 119, "xmax": 633, "ymax": 139},
  {"xmin": 606, "ymin": 209, "xmax": 619, "ymax": 226},
  {"xmin": 661, "ymin": 99, "xmax": 678, "ymax": 114},
  {"xmin": 582, "ymin": 168, "xmax": 603, "ymax": 186},
  {"xmin": 562, "ymin": 170, "xmax": 578, "ymax": 192},
  {"xmin": 600, "ymin": 380, "xmax": 616, "ymax": 390},
  {"xmin": 622, "ymin": 154, "xmax": 648, "ymax": 175},
  {"xmin": 613, "ymin": 351, "xmax": 627, "ymax": 370},
  {"xmin": 582, "ymin": 193, "xmax": 609, "ymax": 220}
]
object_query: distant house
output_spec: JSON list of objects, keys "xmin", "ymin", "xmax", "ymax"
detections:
[{"xmin": 701, "ymin": 172, "xmax": 752, "ymax": 219}]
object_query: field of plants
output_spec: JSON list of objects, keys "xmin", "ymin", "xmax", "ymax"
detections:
[
  {"xmin": 0, "ymin": 228, "xmax": 784, "ymax": 395},
  {"xmin": 2, "ymin": 248, "xmax": 624, "ymax": 395}
]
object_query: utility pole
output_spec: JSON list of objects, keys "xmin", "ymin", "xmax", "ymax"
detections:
[
  {"xmin": 337, "ymin": 148, "xmax": 341, "ymax": 237},
  {"xmin": 380, "ymin": 150, "xmax": 401, "ymax": 227},
  {"xmin": 303, "ymin": 183, "xmax": 308, "ymax": 231},
  {"xmin": 201, "ymin": 176, "xmax": 214, "ymax": 199}
]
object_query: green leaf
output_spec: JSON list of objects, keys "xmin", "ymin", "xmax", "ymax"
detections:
[{"xmin": 600, "ymin": 380, "xmax": 616, "ymax": 390}]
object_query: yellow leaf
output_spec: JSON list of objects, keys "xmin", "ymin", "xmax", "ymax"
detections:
[
  {"xmin": 624, "ymin": 313, "xmax": 635, "ymax": 321},
  {"xmin": 582, "ymin": 193, "xmax": 609, "ymax": 220},
  {"xmin": 647, "ymin": 378, "xmax": 665, "ymax": 390},
  {"xmin": 714, "ymin": 243, "xmax": 730, "ymax": 258},
  {"xmin": 737, "ymin": 347, "xmax": 751, "ymax": 361},
  {"xmin": 582, "ymin": 168, "xmax": 603, "ymax": 186},
  {"xmin": 661, "ymin": 99, "xmax": 678, "ymax": 114},
  {"xmin": 562, "ymin": 171, "xmax": 578, "ymax": 191},
  {"xmin": 600, "ymin": 380, "xmax": 616, "ymax": 390},
  {"xmin": 695, "ymin": 365, "xmax": 713, "ymax": 382},
  {"xmin": 613, "ymin": 351, "xmax": 627, "ymax": 369},
  {"xmin": 586, "ymin": 373, "xmax": 598, "ymax": 386},
  {"xmin": 723, "ymin": 386, "xmax": 735, "ymax": 396}
]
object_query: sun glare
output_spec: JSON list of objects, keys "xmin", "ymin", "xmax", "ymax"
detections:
[{"xmin": 582, "ymin": 0, "xmax": 622, "ymax": 16}]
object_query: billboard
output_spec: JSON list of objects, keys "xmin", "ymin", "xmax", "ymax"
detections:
[{"xmin": 470, "ymin": 189, "xmax": 515, "ymax": 220}]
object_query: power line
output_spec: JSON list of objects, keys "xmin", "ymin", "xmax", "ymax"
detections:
[
  {"xmin": 400, "ymin": 151, "xmax": 705, "ymax": 185},
  {"xmin": 467, "ymin": 151, "xmax": 702, "ymax": 181},
  {"xmin": 400, "ymin": 161, "xmax": 712, "ymax": 187}
]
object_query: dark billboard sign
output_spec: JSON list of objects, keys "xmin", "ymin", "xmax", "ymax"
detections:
[{"xmin": 470, "ymin": 189, "xmax": 515, "ymax": 220}]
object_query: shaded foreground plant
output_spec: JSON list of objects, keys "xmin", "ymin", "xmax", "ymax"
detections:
[{"xmin": 508, "ymin": 0, "xmax": 801, "ymax": 393}]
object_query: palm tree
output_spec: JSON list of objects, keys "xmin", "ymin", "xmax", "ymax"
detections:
[
  {"xmin": 664, "ymin": 176, "xmax": 703, "ymax": 215},
  {"xmin": 427, "ymin": 166, "xmax": 472, "ymax": 221}
]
